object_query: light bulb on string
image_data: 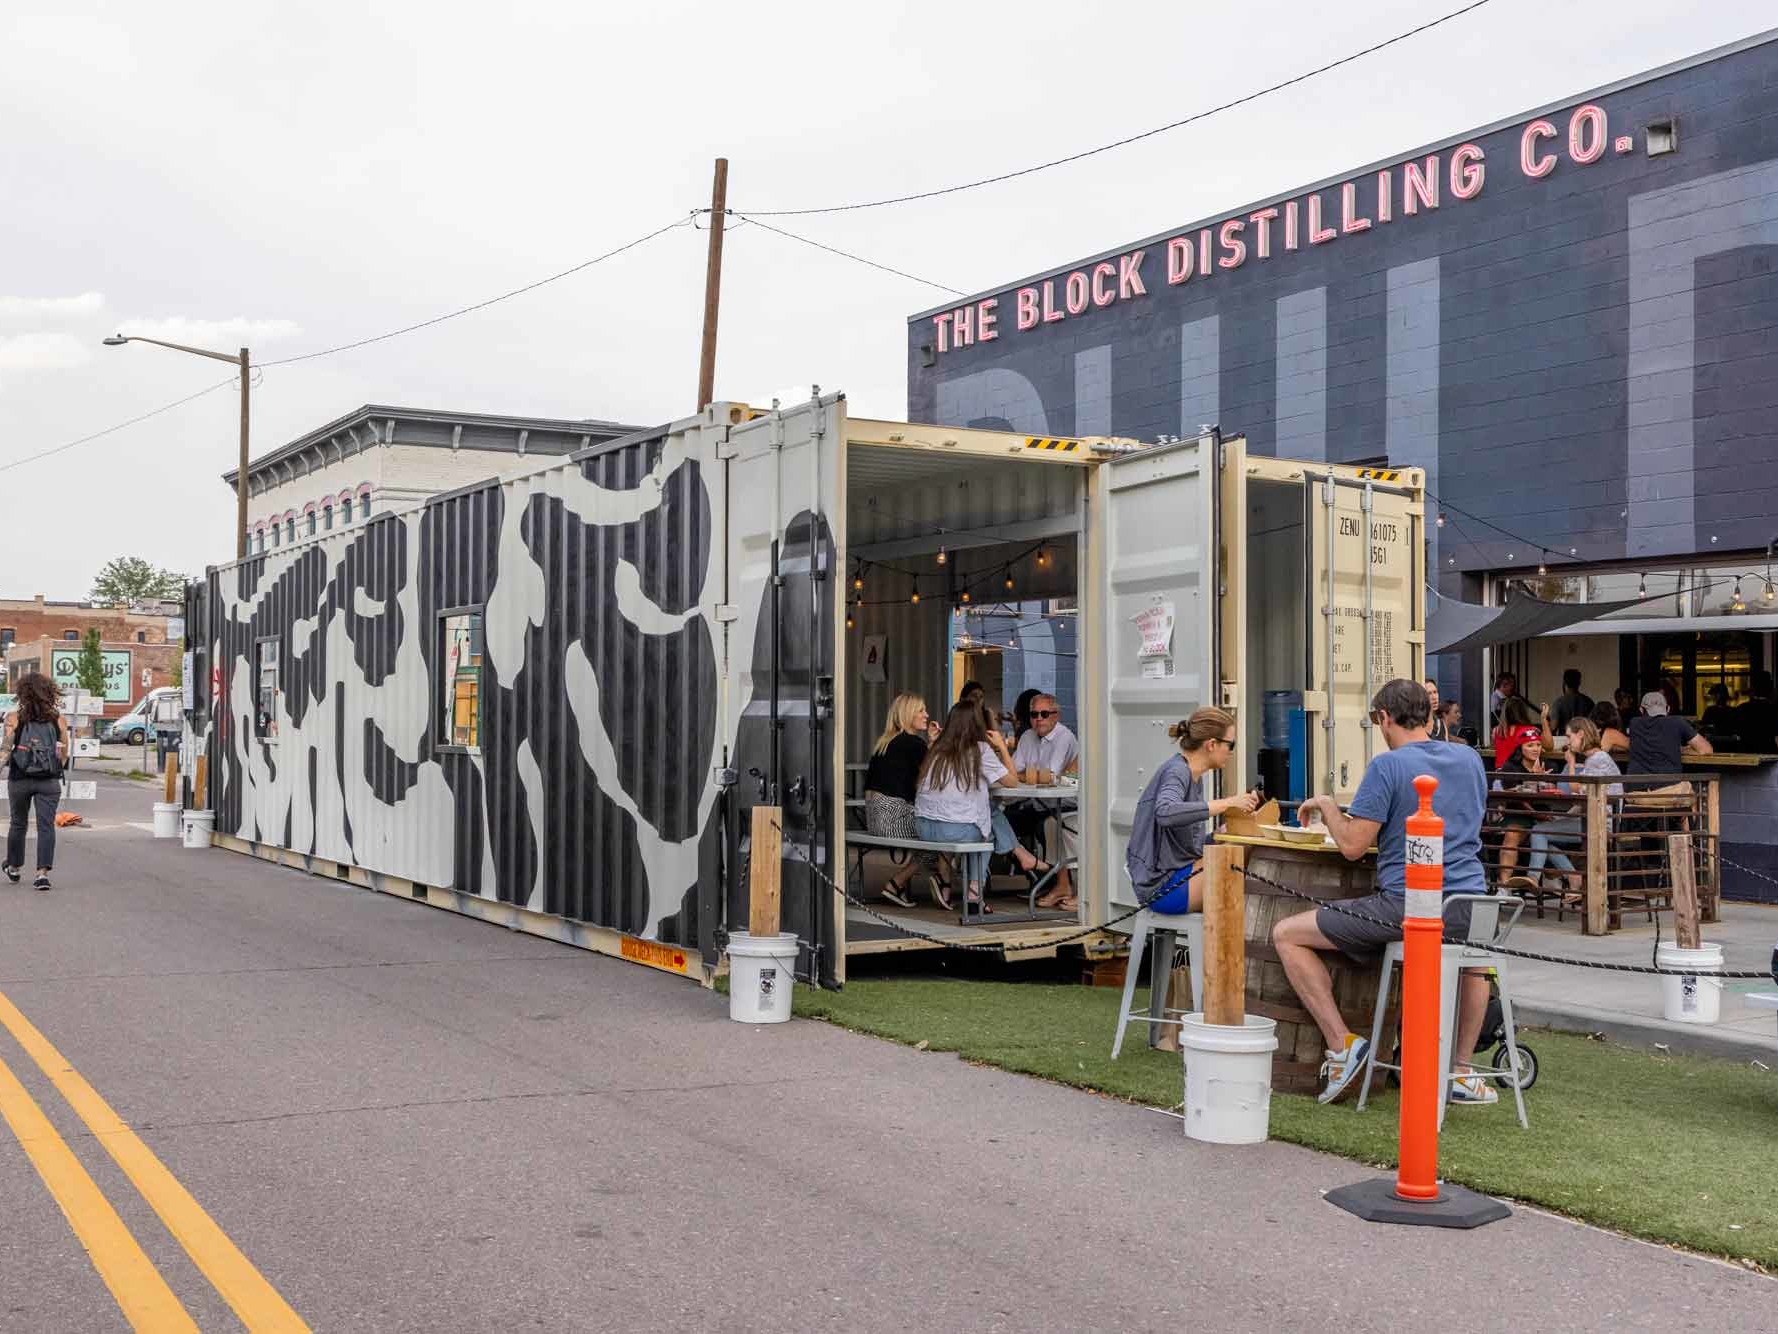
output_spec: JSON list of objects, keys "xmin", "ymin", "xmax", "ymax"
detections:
[
  {"xmin": 1537, "ymin": 554, "xmax": 1548, "ymax": 576},
  {"xmin": 960, "ymin": 589, "xmax": 971, "ymax": 604},
  {"xmin": 852, "ymin": 568, "xmax": 864, "ymax": 592},
  {"xmin": 1638, "ymin": 573, "xmax": 1647, "ymax": 596},
  {"xmin": 1004, "ymin": 572, "xmax": 1014, "ymax": 591},
  {"xmin": 845, "ymin": 613, "xmax": 854, "ymax": 630},
  {"xmin": 910, "ymin": 588, "xmax": 920, "ymax": 605},
  {"xmin": 1765, "ymin": 581, "xmax": 1776, "ymax": 604},
  {"xmin": 1731, "ymin": 578, "xmax": 1745, "ymax": 613},
  {"xmin": 1035, "ymin": 547, "xmax": 1049, "ymax": 568},
  {"xmin": 1435, "ymin": 511, "xmax": 1446, "ymax": 529},
  {"xmin": 936, "ymin": 545, "xmax": 947, "ymax": 567}
]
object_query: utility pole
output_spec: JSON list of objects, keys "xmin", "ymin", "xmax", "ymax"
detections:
[
  {"xmin": 696, "ymin": 157, "xmax": 729, "ymax": 410},
  {"xmin": 237, "ymin": 347, "xmax": 251, "ymax": 560}
]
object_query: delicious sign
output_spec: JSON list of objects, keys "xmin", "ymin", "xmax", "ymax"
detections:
[{"xmin": 926, "ymin": 101, "xmax": 1644, "ymax": 356}]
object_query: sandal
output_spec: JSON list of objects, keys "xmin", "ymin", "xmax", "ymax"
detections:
[
  {"xmin": 929, "ymin": 878, "xmax": 953, "ymax": 912},
  {"xmin": 881, "ymin": 882, "xmax": 916, "ymax": 910}
]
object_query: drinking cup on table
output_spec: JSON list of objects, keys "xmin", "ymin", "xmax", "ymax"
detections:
[
  {"xmin": 1036, "ymin": 767, "xmax": 1055, "ymax": 786},
  {"xmin": 1022, "ymin": 764, "xmax": 1037, "ymax": 785}
]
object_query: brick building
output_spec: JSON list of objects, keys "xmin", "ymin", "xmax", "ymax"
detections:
[
  {"xmin": 1, "ymin": 595, "xmax": 181, "ymax": 727},
  {"xmin": 223, "ymin": 405, "xmax": 640, "ymax": 554}
]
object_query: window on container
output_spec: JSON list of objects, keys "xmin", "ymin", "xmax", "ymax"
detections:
[
  {"xmin": 359, "ymin": 493, "xmax": 371, "ymax": 521},
  {"xmin": 254, "ymin": 637, "xmax": 280, "ymax": 741},
  {"xmin": 438, "ymin": 610, "xmax": 485, "ymax": 750}
]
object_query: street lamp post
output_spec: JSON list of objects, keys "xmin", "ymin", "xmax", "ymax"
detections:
[{"xmin": 104, "ymin": 335, "xmax": 252, "ymax": 559}]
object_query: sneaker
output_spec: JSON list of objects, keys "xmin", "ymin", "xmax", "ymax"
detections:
[
  {"xmin": 1, "ymin": 864, "xmax": 18, "ymax": 884},
  {"xmin": 1449, "ymin": 1070, "xmax": 1499, "ymax": 1105},
  {"xmin": 1317, "ymin": 1035, "xmax": 1371, "ymax": 1105},
  {"xmin": 880, "ymin": 883, "xmax": 916, "ymax": 910},
  {"xmin": 32, "ymin": 874, "xmax": 51, "ymax": 893}
]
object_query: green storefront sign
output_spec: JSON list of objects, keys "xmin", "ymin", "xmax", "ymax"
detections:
[{"xmin": 50, "ymin": 648, "xmax": 133, "ymax": 703}]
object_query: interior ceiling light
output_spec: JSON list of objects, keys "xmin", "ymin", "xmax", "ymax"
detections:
[
  {"xmin": 1004, "ymin": 572, "xmax": 1014, "ymax": 590},
  {"xmin": 1035, "ymin": 547, "xmax": 1049, "ymax": 568},
  {"xmin": 910, "ymin": 589, "xmax": 920, "ymax": 604},
  {"xmin": 936, "ymin": 545, "xmax": 947, "ymax": 566}
]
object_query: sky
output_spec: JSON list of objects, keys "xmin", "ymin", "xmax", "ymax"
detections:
[{"xmin": 3, "ymin": 0, "xmax": 1773, "ymax": 598}]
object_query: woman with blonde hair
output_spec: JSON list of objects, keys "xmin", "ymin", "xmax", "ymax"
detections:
[
  {"xmin": 1124, "ymin": 706, "xmax": 1259, "ymax": 914},
  {"xmin": 864, "ymin": 692, "xmax": 942, "ymax": 907}
]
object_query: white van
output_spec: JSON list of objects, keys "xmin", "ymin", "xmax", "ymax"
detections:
[{"xmin": 103, "ymin": 686, "xmax": 180, "ymax": 744}]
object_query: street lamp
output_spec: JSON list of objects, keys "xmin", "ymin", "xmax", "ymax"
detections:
[{"xmin": 104, "ymin": 334, "xmax": 252, "ymax": 559}]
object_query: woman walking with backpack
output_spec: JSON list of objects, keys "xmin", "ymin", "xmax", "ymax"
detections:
[{"xmin": 4, "ymin": 672, "xmax": 70, "ymax": 891}]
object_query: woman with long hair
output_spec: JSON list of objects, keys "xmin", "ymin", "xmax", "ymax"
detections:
[
  {"xmin": 1588, "ymin": 700, "xmax": 1631, "ymax": 756},
  {"xmin": 914, "ymin": 703, "xmax": 1046, "ymax": 912},
  {"xmin": 3, "ymin": 672, "xmax": 70, "ymax": 891},
  {"xmin": 1124, "ymin": 707, "xmax": 1259, "ymax": 913},
  {"xmin": 1011, "ymin": 688, "xmax": 1041, "ymax": 742},
  {"xmin": 1522, "ymin": 717, "xmax": 1623, "ymax": 903},
  {"xmin": 863, "ymin": 692, "xmax": 949, "ymax": 908}
]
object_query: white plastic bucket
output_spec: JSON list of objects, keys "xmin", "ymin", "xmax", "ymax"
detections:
[
  {"xmin": 727, "ymin": 932, "xmax": 799, "ymax": 1024},
  {"xmin": 1180, "ymin": 1013, "xmax": 1278, "ymax": 1145},
  {"xmin": 151, "ymin": 802, "xmax": 182, "ymax": 839},
  {"xmin": 181, "ymin": 810, "xmax": 214, "ymax": 849},
  {"xmin": 1657, "ymin": 942, "xmax": 1724, "ymax": 1024}
]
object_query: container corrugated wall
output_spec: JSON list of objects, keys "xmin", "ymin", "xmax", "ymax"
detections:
[{"xmin": 189, "ymin": 427, "xmax": 725, "ymax": 962}]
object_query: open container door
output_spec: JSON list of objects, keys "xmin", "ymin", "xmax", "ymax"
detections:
[
  {"xmin": 1301, "ymin": 469, "xmax": 1424, "ymax": 803},
  {"xmin": 1087, "ymin": 438, "xmax": 1221, "ymax": 916},
  {"xmin": 720, "ymin": 395, "xmax": 843, "ymax": 985}
]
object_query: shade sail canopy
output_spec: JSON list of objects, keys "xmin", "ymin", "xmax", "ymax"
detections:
[{"xmin": 1426, "ymin": 588, "xmax": 1647, "ymax": 655}]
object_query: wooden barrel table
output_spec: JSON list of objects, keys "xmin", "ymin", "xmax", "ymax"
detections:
[{"xmin": 1212, "ymin": 835, "xmax": 1395, "ymax": 1095}]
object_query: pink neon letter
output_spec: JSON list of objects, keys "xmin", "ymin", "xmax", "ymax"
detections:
[
  {"xmin": 932, "ymin": 312, "xmax": 952, "ymax": 353},
  {"xmin": 953, "ymin": 305, "xmax": 973, "ymax": 347},
  {"xmin": 1065, "ymin": 271, "xmax": 1089, "ymax": 316},
  {"xmin": 1284, "ymin": 200, "xmax": 1300, "ymax": 251},
  {"xmin": 1249, "ymin": 207, "xmax": 1278, "ymax": 258},
  {"xmin": 1119, "ymin": 249, "xmax": 1147, "ymax": 298},
  {"xmin": 1375, "ymin": 171, "xmax": 1392, "ymax": 223},
  {"xmin": 1167, "ymin": 236, "xmax": 1194, "ymax": 284},
  {"xmin": 978, "ymin": 297, "xmax": 999, "ymax": 341},
  {"xmin": 1016, "ymin": 287, "xmax": 1039, "ymax": 330},
  {"xmin": 1092, "ymin": 262, "xmax": 1117, "ymax": 307},
  {"xmin": 1198, "ymin": 230, "xmax": 1213, "ymax": 277},
  {"xmin": 1404, "ymin": 157, "xmax": 1439, "ymax": 214},
  {"xmin": 1449, "ymin": 144, "xmax": 1485, "ymax": 200},
  {"xmin": 1042, "ymin": 280, "xmax": 1064, "ymax": 323},
  {"xmin": 1307, "ymin": 194, "xmax": 1335, "ymax": 244},
  {"xmin": 1218, "ymin": 219, "xmax": 1247, "ymax": 268},
  {"xmin": 1569, "ymin": 104, "xmax": 1606, "ymax": 164},
  {"xmin": 1520, "ymin": 119, "xmax": 1557, "ymax": 178},
  {"xmin": 1340, "ymin": 181, "xmax": 1371, "ymax": 234}
]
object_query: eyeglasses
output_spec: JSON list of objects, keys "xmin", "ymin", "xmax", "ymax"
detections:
[
  {"xmin": 1213, "ymin": 735, "xmax": 1236, "ymax": 748},
  {"xmin": 1030, "ymin": 709, "xmax": 1057, "ymax": 719}
]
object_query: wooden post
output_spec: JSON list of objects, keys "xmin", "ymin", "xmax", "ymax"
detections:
[
  {"xmin": 1584, "ymin": 781, "xmax": 1608, "ymax": 936},
  {"xmin": 748, "ymin": 805, "xmax": 781, "ymax": 938},
  {"xmin": 695, "ymin": 157, "xmax": 729, "ymax": 409},
  {"xmin": 1703, "ymin": 777, "xmax": 1721, "ymax": 924},
  {"xmin": 1202, "ymin": 843, "xmax": 1246, "ymax": 1026},
  {"xmin": 1668, "ymin": 832, "xmax": 1700, "ymax": 950},
  {"xmin": 163, "ymin": 753, "xmax": 179, "ymax": 807},
  {"xmin": 194, "ymin": 755, "xmax": 208, "ymax": 810}
]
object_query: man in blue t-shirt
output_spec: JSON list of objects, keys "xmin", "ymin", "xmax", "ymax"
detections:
[{"xmin": 1273, "ymin": 679, "xmax": 1499, "ymax": 1107}]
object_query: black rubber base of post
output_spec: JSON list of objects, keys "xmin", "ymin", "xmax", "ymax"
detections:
[{"xmin": 1325, "ymin": 1177, "xmax": 1512, "ymax": 1229}]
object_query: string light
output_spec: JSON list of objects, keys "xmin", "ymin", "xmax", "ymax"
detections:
[
  {"xmin": 1638, "ymin": 573, "xmax": 1646, "ymax": 596},
  {"xmin": 1004, "ymin": 571, "xmax": 1014, "ymax": 590},
  {"xmin": 846, "ymin": 613, "xmax": 855, "ymax": 630},
  {"xmin": 910, "ymin": 588, "xmax": 920, "ymax": 604},
  {"xmin": 1035, "ymin": 547, "xmax": 1049, "ymax": 568},
  {"xmin": 960, "ymin": 589, "xmax": 971, "ymax": 603},
  {"xmin": 1731, "ymin": 578, "xmax": 1745, "ymax": 613},
  {"xmin": 1764, "ymin": 581, "xmax": 1776, "ymax": 604},
  {"xmin": 936, "ymin": 545, "xmax": 947, "ymax": 566},
  {"xmin": 1435, "ymin": 511, "xmax": 1446, "ymax": 529},
  {"xmin": 852, "ymin": 568, "xmax": 864, "ymax": 592}
]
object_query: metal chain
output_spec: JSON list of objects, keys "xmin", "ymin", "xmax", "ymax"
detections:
[
  {"xmin": 1719, "ymin": 851, "xmax": 1778, "ymax": 889},
  {"xmin": 781, "ymin": 843, "xmax": 1145, "ymax": 953},
  {"xmin": 1234, "ymin": 863, "xmax": 1774, "ymax": 980}
]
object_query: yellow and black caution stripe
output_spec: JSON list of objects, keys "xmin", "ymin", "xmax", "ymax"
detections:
[
  {"xmin": 1023, "ymin": 437, "xmax": 1081, "ymax": 453},
  {"xmin": 1356, "ymin": 467, "xmax": 1403, "ymax": 481}
]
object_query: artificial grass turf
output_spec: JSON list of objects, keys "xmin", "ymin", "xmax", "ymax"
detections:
[{"xmin": 793, "ymin": 975, "xmax": 1778, "ymax": 1269}]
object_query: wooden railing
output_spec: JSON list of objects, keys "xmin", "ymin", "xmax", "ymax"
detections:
[{"xmin": 1480, "ymin": 772, "xmax": 1719, "ymax": 936}]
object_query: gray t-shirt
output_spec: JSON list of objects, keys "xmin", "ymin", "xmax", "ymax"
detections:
[{"xmin": 1347, "ymin": 741, "xmax": 1488, "ymax": 896}]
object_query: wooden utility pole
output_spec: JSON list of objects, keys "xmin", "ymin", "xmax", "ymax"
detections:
[
  {"xmin": 1202, "ymin": 843, "xmax": 1247, "ymax": 1026},
  {"xmin": 696, "ymin": 157, "xmax": 729, "ymax": 409},
  {"xmin": 237, "ymin": 347, "xmax": 251, "ymax": 559},
  {"xmin": 749, "ymin": 804, "xmax": 782, "ymax": 938}
]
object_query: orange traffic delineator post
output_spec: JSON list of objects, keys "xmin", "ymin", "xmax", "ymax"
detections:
[{"xmin": 1326, "ymin": 774, "xmax": 1510, "ymax": 1229}]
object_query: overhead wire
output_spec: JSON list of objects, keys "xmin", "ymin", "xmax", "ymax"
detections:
[
  {"xmin": 727, "ymin": 213, "xmax": 967, "ymax": 295},
  {"xmin": 0, "ymin": 376, "xmax": 238, "ymax": 475},
  {"xmin": 732, "ymin": 1, "xmax": 1495, "ymax": 217}
]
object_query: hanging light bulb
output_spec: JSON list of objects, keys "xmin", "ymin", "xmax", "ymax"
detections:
[
  {"xmin": 1537, "ymin": 554, "xmax": 1548, "ymax": 576},
  {"xmin": 845, "ymin": 613, "xmax": 855, "ymax": 630},
  {"xmin": 1638, "ymin": 573, "xmax": 1647, "ymax": 596},
  {"xmin": 936, "ymin": 545, "xmax": 947, "ymax": 566},
  {"xmin": 1731, "ymin": 578, "xmax": 1745, "ymax": 613},
  {"xmin": 910, "ymin": 588, "xmax": 920, "ymax": 605},
  {"xmin": 1004, "ymin": 572, "xmax": 1014, "ymax": 591},
  {"xmin": 960, "ymin": 589, "xmax": 971, "ymax": 604},
  {"xmin": 853, "ymin": 568, "xmax": 864, "ymax": 592},
  {"xmin": 1035, "ymin": 547, "xmax": 1049, "ymax": 568},
  {"xmin": 1435, "ymin": 511, "xmax": 1447, "ymax": 529},
  {"xmin": 1764, "ymin": 580, "xmax": 1776, "ymax": 604}
]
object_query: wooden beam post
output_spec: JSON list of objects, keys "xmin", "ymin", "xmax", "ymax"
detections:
[
  {"xmin": 1584, "ymin": 781, "xmax": 1608, "ymax": 936},
  {"xmin": 194, "ymin": 755, "xmax": 208, "ymax": 810},
  {"xmin": 1703, "ymin": 777, "xmax": 1721, "ymax": 924},
  {"xmin": 748, "ymin": 805, "xmax": 782, "ymax": 938},
  {"xmin": 1668, "ymin": 832, "xmax": 1700, "ymax": 950},
  {"xmin": 1202, "ymin": 842, "xmax": 1246, "ymax": 1026},
  {"xmin": 163, "ymin": 753, "xmax": 179, "ymax": 807}
]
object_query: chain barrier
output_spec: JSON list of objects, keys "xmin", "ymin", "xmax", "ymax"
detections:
[
  {"xmin": 1233, "ymin": 862, "xmax": 1774, "ymax": 980},
  {"xmin": 1719, "ymin": 851, "xmax": 1778, "ymax": 890}
]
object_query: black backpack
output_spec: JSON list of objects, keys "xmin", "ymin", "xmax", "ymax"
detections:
[{"xmin": 10, "ymin": 718, "xmax": 61, "ymax": 779}]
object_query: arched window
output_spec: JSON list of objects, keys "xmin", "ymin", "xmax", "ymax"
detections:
[
  {"xmin": 305, "ymin": 511, "xmax": 317, "ymax": 537},
  {"xmin": 322, "ymin": 504, "xmax": 333, "ymax": 531},
  {"xmin": 359, "ymin": 493, "xmax": 371, "ymax": 521},
  {"xmin": 286, "ymin": 518, "xmax": 296, "ymax": 543}
]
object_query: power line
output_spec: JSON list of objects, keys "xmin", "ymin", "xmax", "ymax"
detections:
[
  {"xmin": 262, "ymin": 215, "xmax": 694, "ymax": 367},
  {"xmin": 730, "ymin": 213, "xmax": 966, "ymax": 295},
  {"xmin": 0, "ymin": 376, "xmax": 237, "ymax": 475},
  {"xmin": 734, "ymin": 1, "xmax": 1495, "ymax": 218}
]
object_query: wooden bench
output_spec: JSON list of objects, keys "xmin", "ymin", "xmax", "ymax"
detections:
[{"xmin": 844, "ymin": 831, "xmax": 991, "ymax": 924}]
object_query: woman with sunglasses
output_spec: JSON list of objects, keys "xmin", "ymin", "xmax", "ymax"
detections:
[{"xmin": 1124, "ymin": 706, "xmax": 1257, "ymax": 913}]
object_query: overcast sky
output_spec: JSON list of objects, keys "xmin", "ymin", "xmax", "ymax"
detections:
[{"xmin": 3, "ymin": 1, "xmax": 1771, "ymax": 597}]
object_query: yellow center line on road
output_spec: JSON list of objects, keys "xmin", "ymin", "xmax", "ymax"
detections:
[
  {"xmin": 0, "ymin": 1049, "xmax": 198, "ymax": 1332},
  {"xmin": 0, "ymin": 990, "xmax": 310, "ymax": 1333}
]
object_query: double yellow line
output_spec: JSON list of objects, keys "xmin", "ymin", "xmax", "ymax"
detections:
[{"xmin": 0, "ymin": 989, "xmax": 308, "ymax": 1331}]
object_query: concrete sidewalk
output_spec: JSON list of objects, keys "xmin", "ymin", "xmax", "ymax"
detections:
[
  {"xmin": 1498, "ymin": 903, "xmax": 1778, "ymax": 1062},
  {"xmin": 5, "ymin": 774, "xmax": 1773, "ymax": 1331}
]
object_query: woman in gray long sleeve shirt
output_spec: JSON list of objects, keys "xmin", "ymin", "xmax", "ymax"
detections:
[{"xmin": 1124, "ymin": 707, "xmax": 1258, "ymax": 910}]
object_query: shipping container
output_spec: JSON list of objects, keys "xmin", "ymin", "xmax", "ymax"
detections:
[{"xmin": 186, "ymin": 395, "xmax": 1422, "ymax": 984}]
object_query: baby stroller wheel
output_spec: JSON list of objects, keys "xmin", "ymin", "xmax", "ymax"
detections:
[{"xmin": 1491, "ymin": 1041, "xmax": 1537, "ymax": 1091}]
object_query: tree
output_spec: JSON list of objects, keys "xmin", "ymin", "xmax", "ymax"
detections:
[
  {"xmin": 75, "ymin": 628, "xmax": 106, "ymax": 697},
  {"xmin": 90, "ymin": 556, "xmax": 187, "ymax": 605}
]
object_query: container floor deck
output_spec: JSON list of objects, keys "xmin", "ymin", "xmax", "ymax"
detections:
[{"xmin": 844, "ymin": 892, "xmax": 1104, "ymax": 956}]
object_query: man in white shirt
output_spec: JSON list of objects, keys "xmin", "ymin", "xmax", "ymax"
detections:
[{"xmin": 1010, "ymin": 695, "xmax": 1080, "ymax": 908}]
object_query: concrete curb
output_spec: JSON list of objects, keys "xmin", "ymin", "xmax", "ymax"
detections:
[{"xmin": 1515, "ymin": 998, "xmax": 1777, "ymax": 1064}]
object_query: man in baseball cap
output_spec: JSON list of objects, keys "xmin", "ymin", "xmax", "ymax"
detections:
[{"xmin": 1628, "ymin": 689, "xmax": 1711, "ymax": 774}]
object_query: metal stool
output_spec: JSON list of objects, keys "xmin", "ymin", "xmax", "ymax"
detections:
[
  {"xmin": 1356, "ymin": 893, "xmax": 1530, "ymax": 1129},
  {"xmin": 1111, "ymin": 907, "xmax": 1205, "ymax": 1058}
]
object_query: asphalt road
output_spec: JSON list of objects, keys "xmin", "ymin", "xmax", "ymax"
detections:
[{"xmin": 1, "ymin": 774, "xmax": 1771, "ymax": 1332}]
